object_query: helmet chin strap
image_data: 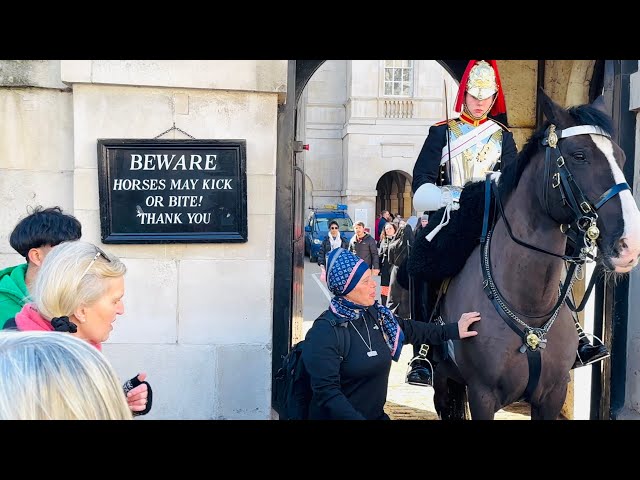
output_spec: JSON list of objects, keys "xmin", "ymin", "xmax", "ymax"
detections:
[{"xmin": 463, "ymin": 93, "xmax": 498, "ymax": 120}]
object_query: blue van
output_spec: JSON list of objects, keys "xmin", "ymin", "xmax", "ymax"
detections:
[{"xmin": 304, "ymin": 204, "xmax": 355, "ymax": 263}]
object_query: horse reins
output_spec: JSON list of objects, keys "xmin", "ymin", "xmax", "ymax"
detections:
[{"xmin": 479, "ymin": 123, "xmax": 630, "ymax": 401}]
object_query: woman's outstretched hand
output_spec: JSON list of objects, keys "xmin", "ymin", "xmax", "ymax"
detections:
[{"xmin": 457, "ymin": 311, "xmax": 481, "ymax": 338}]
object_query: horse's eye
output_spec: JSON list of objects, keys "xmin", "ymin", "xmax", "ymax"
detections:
[{"xmin": 572, "ymin": 151, "xmax": 588, "ymax": 164}]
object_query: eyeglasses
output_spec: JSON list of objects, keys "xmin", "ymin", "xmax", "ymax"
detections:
[
  {"xmin": 81, "ymin": 246, "xmax": 111, "ymax": 278},
  {"xmin": 330, "ymin": 226, "xmax": 339, "ymax": 230}
]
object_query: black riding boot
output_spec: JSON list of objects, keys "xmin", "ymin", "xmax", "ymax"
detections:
[
  {"xmin": 406, "ymin": 344, "xmax": 434, "ymax": 387},
  {"xmin": 572, "ymin": 320, "xmax": 609, "ymax": 369},
  {"xmin": 407, "ymin": 280, "xmax": 438, "ymax": 385}
]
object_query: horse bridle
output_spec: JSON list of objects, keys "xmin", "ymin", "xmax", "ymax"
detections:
[
  {"xmin": 479, "ymin": 123, "xmax": 630, "ymax": 401},
  {"xmin": 541, "ymin": 124, "xmax": 630, "ymax": 261}
]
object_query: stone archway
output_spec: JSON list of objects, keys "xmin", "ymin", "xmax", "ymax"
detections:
[{"xmin": 376, "ymin": 170, "xmax": 413, "ymax": 220}]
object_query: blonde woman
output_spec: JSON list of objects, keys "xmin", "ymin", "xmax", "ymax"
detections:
[
  {"xmin": 0, "ymin": 330, "xmax": 132, "ymax": 419},
  {"xmin": 2, "ymin": 240, "xmax": 152, "ymax": 416}
]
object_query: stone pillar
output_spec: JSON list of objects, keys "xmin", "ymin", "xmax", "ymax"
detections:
[
  {"xmin": 0, "ymin": 61, "xmax": 74, "ymax": 269},
  {"xmin": 618, "ymin": 64, "xmax": 640, "ymax": 419}
]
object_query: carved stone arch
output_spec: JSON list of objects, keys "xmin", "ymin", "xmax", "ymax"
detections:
[{"xmin": 376, "ymin": 169, "xmax": 414, "ymax": 219}]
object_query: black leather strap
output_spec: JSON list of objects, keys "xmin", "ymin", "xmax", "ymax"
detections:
[{"xmin": 524, "ymin": 348, "xmax": 542, "ymax": 401}]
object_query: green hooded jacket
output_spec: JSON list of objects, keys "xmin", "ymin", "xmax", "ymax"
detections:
[{"xmin": 0, "ymin": 263, "xmax": 29, "ymax": 328}]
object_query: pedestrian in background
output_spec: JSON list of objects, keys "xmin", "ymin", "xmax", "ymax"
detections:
[
  {"xmin": 387, "ymin": 222, "xmax": 413, "ymax": 319},
  {"xmin": 378, "ymin": 222, "xmax": 397, "ymax": 306},
  {"xmin": 375, "ymin": 210, "xmax": 392, "ymax": 242},
  {"xmin": 318, "ymin": 220, "xmax": 349, "ymax": 281},
  {"xmin": 348, "ymin": 221, "xmax": 379, "ymax": 276}
]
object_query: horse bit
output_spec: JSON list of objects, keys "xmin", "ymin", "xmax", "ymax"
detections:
[{"xmin": 481, "ymin": 123, "xmax": 630, "ymax": 355}]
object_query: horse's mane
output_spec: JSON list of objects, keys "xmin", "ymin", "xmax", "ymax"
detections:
[{"xmin": 497, "ymin": 103, "xmax": 614, "ymax": 199}]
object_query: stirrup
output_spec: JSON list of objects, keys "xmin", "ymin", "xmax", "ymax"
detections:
[
  {"xmin": 405, "ymin": 344, "xmax": 434, "ymax": 388},
  {"xmin": 575, "ymin": 332, "xmax": 610, "ymax": 367}
]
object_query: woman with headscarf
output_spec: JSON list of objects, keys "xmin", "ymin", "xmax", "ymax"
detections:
[{"xmin": 301, "ymin": 247, "xmax": 480, "ymax": 420}]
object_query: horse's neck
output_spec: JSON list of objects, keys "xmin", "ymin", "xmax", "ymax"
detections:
[{"xmin": 490, "ymin": 176, "xmax": 568, "ymax": 319}]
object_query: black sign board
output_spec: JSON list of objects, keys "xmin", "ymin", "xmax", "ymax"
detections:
[{"xmin": 97, "ymin": 139, "xmax": 247, "ymax": 243}]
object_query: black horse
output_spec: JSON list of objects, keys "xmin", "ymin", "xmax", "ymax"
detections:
[{"xmin": 427, "ymin": 89, "xmax": 640, "ymax": 420}]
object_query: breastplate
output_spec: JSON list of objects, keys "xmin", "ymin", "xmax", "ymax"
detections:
[{"xmin": 446, "ymin": 120, "xmax": 503, "ymax": 187}]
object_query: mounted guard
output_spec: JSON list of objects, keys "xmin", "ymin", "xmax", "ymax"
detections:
[{"xmin": 408, "ymin": 60, "xmax": 608, "ymax": 389}]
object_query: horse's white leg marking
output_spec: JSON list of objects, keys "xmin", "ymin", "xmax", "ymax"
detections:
[{"xmin": 592, "ymin": 135, "xmax": 640, "ymax": 271}]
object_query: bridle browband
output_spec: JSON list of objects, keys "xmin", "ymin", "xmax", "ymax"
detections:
[{"xmin": 479, "ymin": 122, "xmax": 630, "ymax": 401}]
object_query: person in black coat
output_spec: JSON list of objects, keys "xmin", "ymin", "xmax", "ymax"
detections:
[
  {"xmin": 302, "ymin": 247, "xmax": 480, "ymax": 420},
  {"xmin": 348, "ymin": 221, "xmax": 379, "ymax": 275},
  {"xmin": 317, "ymin": 220, "xmax": 349, "ymax": 268},
  {"xmin": 377, "ymin": 222, "xmax": 397, "ymax": 306},
  {"xmin": 408, "ymin": 60, "xmax": 517, "ymax": 385}
]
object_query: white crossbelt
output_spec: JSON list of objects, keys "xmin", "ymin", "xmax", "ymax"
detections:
[{"xmin": 440, "ymin": 121, "xmax": 502, "ymax": 165}]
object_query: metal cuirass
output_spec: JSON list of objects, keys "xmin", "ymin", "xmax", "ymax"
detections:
[{"xmin": 443, "ymin": 119, "xmax": 503, "ymax": 187}]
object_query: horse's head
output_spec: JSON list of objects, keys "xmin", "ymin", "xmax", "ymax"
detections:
[{"xmin": 536, "ymin": 89, "xmax": 640, "ymax": 273}]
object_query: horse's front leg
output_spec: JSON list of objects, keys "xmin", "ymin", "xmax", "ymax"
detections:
[
  {"xmin": 530, "ymin": 382, "xmax": 568, "ymax": 420},
  {"xmin": 466, "ymin": 384, "xmax": 499, "ymax": 420}
]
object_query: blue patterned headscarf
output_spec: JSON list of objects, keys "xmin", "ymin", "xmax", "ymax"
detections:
[{"xmin": 325, "ymin": 248, "xmax": 405, "ymax": 361}]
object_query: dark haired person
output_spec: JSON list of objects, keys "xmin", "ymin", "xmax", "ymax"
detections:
[
  {"xmin": 317, "ymin": 220, "xmax": 349, "ymax": 269},
  {"xmin": 0, "ymin": 206, "xmax": 82, "ymax": 327}
]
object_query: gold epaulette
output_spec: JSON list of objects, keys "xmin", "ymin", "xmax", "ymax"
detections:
[{"xmin": 434, "ymin": 119, "xmax": 448, "ymax": 126}]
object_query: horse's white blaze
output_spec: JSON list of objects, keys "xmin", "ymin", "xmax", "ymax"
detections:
[{"xmin": 592, "ymin": 135, "xmax": 640, "ymax": 270}]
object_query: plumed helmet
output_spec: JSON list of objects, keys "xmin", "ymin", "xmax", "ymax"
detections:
[
  {"xmin": 466, "ymin": 60, "xmax": 497, "ymax": 101},
  {"xmin": 454, "ymin": 60, "xmax": 507, "ymax": 117}
]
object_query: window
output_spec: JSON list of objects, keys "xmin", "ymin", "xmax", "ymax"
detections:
[{"xmin": 384, "ymin": 60, "xmax": 413, "ymax": 96}]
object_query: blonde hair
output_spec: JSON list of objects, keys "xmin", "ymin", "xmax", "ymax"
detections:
[
  {"xmin": 0, "ymin": 330, "xmax": 132, "ymax": 419},
  {"xmin": 31, "ymin": 240, "xmax": 126, "ymax": 321}
]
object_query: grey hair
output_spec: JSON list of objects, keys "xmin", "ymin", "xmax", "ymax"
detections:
[
  {"xmin": 31, "ymin": 240, "xmax": 126, "ymax": 321},
  {"xmin": 0, "ymin": 330, "xmax": 132, "ymax": 419}
]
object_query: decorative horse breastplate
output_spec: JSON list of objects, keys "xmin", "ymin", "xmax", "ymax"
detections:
[{"xmin": 441, "ymin": 118, "xmax": 503, "ymax": 187}]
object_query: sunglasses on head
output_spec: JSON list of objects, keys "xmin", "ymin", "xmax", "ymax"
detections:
[{"xmin": 81, "ymin": 245, "xmax": 111, "ymax": 277}]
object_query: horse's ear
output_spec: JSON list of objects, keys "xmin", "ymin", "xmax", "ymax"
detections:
[
  {"xmin": 591, "ymin": 94, "xmax": 609, "ymax": 115},
  {"xmin": 538, "ymin": 88, "xmax": 572, "ymax": 128}
]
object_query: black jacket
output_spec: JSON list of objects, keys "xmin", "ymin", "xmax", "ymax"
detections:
[
  {"xmin": 412, "ymin": 118, "xmax": 517, "ymax": 194},
  {"xmin": 348, "ymin": 233, "xmax": 379, "ymax": 270},
  {"xmin": 317, "ymin": 234, "xmax": 349, "ymax": 267},
  {"xmin": 302, "ymin": 306, "xmax": 459, "ymax": 420}
]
